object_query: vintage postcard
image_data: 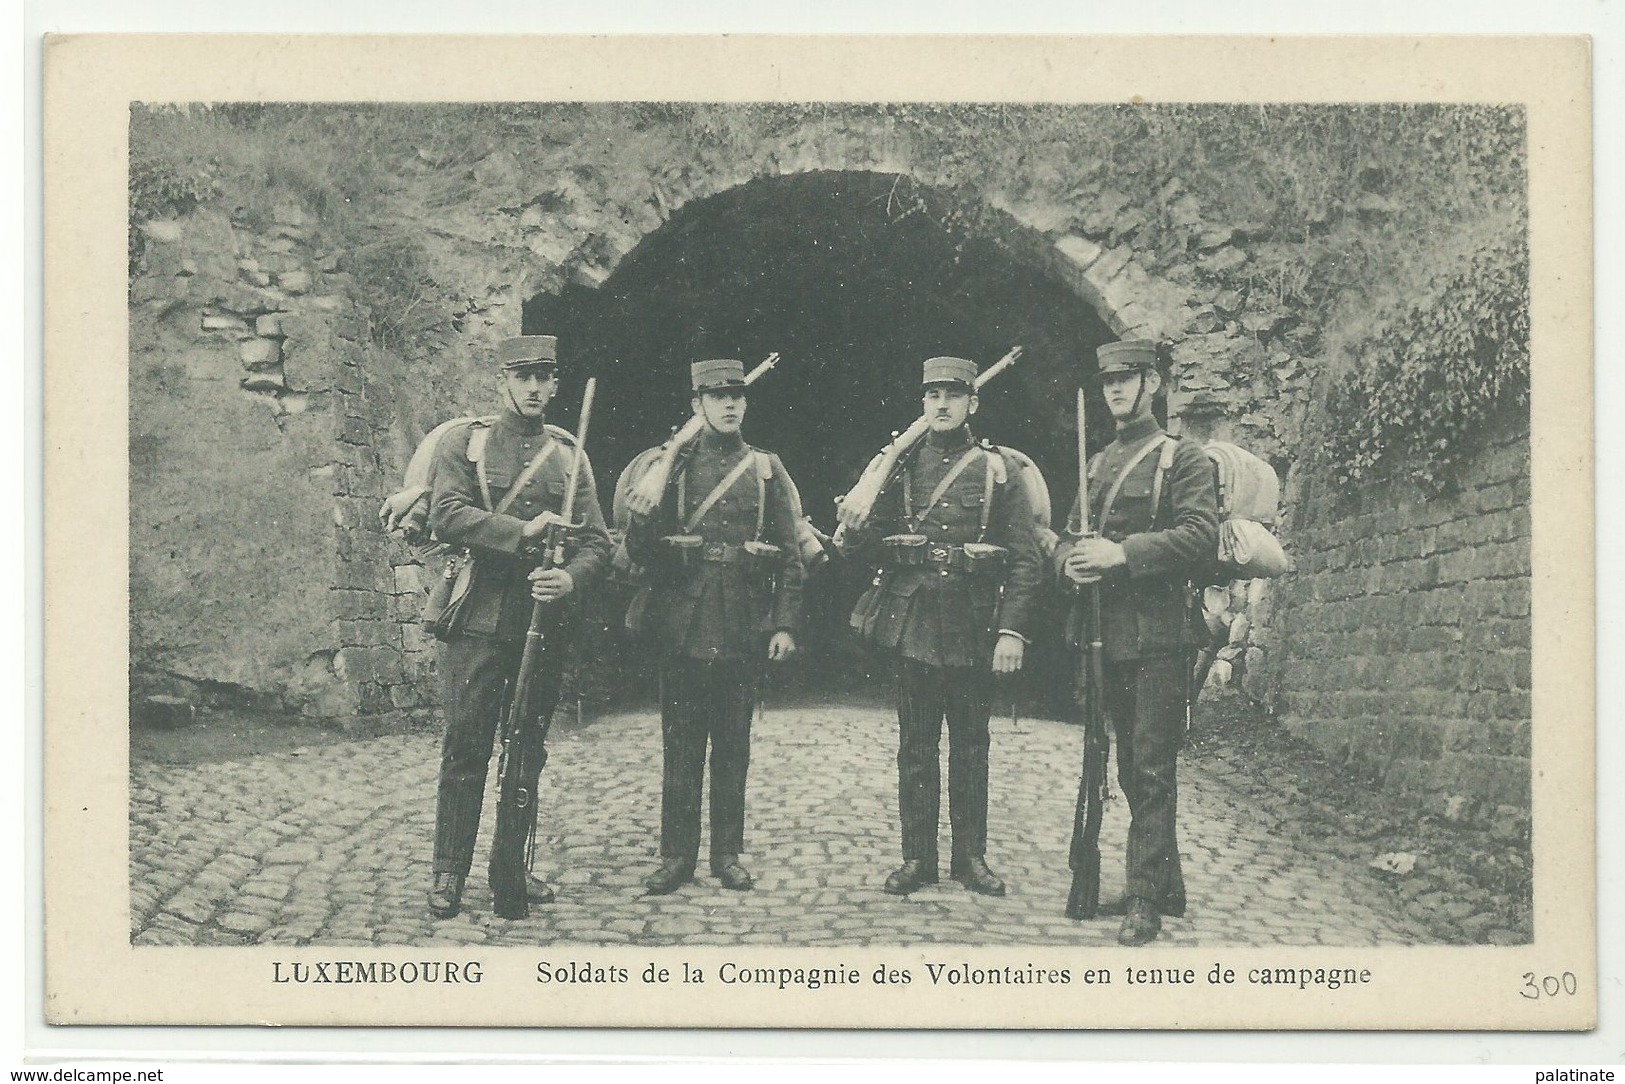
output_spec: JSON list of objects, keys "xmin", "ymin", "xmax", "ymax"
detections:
[{"xmin": 43, "ymin": 34, "xmax": 1593, "ymax": 1029}]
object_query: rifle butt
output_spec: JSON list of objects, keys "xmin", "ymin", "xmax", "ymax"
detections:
[{"xmin": 1065, "ymin": 859, "xmax": 1101, "ymax": 921}]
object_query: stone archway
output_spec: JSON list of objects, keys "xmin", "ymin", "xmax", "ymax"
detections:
[{"xmin": 516, "ymin": 168, "xmax": 1193, "ymax": 698}]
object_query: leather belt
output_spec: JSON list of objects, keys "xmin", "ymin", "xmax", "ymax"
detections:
[
  {"xmin": 884, "ymin": 543, "xmax": 1009, "ymax": 575},
  {"xmin": 700, "ymin": 541, "xmax": 748, "ymax": 564}
]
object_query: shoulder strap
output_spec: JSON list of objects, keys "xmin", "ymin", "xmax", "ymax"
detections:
[
  {"xmin": 1149, "ymin": 436, "xmax": 1178, "ymax": 523},
  {"xmin": 976, "ymin": 449, "xmax": 1002, "ymax": 540},
  {"xmin": 1099, "ymin": 434, "xmax": 1172, "ymax": 532},
  {"xmin": 684, "ymin": 451, "xmax": 757, "ymax": 533},
  {"xmin": 464, "ymin": 420, "xmax": 494, "ymax": 512},
  {"xmin": 753, "ymin": 451, "xmax": 770, "ymax": 541}
]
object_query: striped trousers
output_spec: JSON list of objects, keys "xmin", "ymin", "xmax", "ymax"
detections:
[
  {"xmin": 1102, "ymin": 655, "xmax": 1187, "ymax": 913},
  {"xmin": 896, "ymin": 659, "xmax": 992, "ymax": 868},
  {"xmin": 432, "ymin": 634, "xmax": 563, "ymax": 877},
  {"xmin": 658, "ymin": 658, "xmax": 755, "ymax": 864}
]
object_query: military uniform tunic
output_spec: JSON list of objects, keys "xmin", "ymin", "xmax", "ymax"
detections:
[
  {"xmin": 1053, "ymin": 413, "xmax": 1219, "ymax": 912},
  {"xmin": 845, "ymin": 426, "xmax": 1043, "ymax": 869},
  {"xmin": 425, "ymin": 409, "xmax": 612, "ymax": 880},
  {"xmin": 624, "ymin": 428, "xmax": 805, "ymax": 866}
]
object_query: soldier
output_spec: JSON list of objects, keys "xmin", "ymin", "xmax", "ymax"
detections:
[
  {"xmin": 424, "ymin": 334, "xmax": 612, "ymax": 920},
  {"xmin": 844, "ymin": 356, "xmax": 1043, "ymax": 897},
  {"xmin": 1055, "ymin": 339, "xmax": 1219, "ymax": 945},
  {"xmin": 623, "ymin": 359, "xmax": 805, "ymax": 895}
]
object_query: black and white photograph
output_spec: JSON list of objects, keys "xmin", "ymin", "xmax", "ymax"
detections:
[{"xmin": 42, "ymin": 34, "xmax": 1593, "ymax": 1030}]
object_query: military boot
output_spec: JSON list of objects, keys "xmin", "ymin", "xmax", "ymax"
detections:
[
  {"xmin": 711, "ymin": 855, "xmax": 753, "ymax": 892},
  {"xmin": 427, "ymin": 872, "xmax": 465, "ymax": 919},
  {"xmin": 951, "ymin": 855, "xmax": 1006, "ymax": 897},
  {"xmin": 1118, "ymin": 897, "xmax": 1162, "ymax": 946},
  {"xmin": 644, "ymin": 857, "xmax": 695, "ymax": 896},
  {"xmin": 883, "ymin": 859, "xmax": 939, "ymax": 895}
]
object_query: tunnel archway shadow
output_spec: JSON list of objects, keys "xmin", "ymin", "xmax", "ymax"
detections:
[{"xmin": 527, "ymin": 171, "xmax": 1124, "ymax": 714}]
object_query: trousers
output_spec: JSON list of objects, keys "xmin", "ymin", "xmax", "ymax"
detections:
[
  {"xmin": 432, "ymin": 634, "xmax": 563, "ymax": 878},
  {"xmin": 658, "ymin": 657, "xmax": 755, "ymax": 864},
  {"xmin": 896, "ymin": 658, "xmax": 992, "ymax": 867},
  {"xmin": 1102, "ymin": 654, "xmax": 1188, "ymax": 912}
]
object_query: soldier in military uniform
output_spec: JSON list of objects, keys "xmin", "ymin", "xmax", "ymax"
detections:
[
  {"xmin": 844, "ymin": 356, "xmax": 1043, "ymax": 897},
  {"xmin": 623, "ymin": 359, "xmax": 806, "ymax": 895},
  {"xmin": 424, "ymin": 334, "xmax": 611, "ymax": 919},
  {"xmin": 1055, "ymin": 339, "xmax": 1219, "ymax": 945}
]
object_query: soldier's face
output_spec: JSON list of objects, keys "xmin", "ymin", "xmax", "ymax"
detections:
[
  {"xmin": 1101, "ymin": 368, "xmax": 1159, "ymax": 422},
  {"xmin": 502, "ymin": 367, "xmax": 557, "ymax": 417},
  {"xmin": 695, "ymin": 390, "xmax": 747, "ymax": 435},
  {"xmin": 923, "ymin": 385, "xmax": 976, "ymax": 433}
]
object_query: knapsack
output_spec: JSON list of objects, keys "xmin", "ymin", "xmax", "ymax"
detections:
[{"xmin": 1125, "ymin": 436, "xmax": 1289, "ymax": 581}]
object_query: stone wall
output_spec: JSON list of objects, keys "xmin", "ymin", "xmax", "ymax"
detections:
[
  {"xmin": 1269, "ymin": 408, "xmax": 1531, "ymax": 822},
  {"xmin": 129, "ymin": 201, "xmax": 432, "ymax": 723}
]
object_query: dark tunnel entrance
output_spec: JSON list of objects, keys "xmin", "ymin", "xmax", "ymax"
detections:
[{"xmin": 525, "ymin": 171, "xmax": 1120, "ymax": 707}]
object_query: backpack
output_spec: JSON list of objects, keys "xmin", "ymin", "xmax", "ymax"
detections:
[
  {"xmin": 1097, "ymin": 435, "xmax": 1288, "ymax": 582},
  {"xmin": 995, "ymin": 444, "xmax": 1058, "ymax": 557}
]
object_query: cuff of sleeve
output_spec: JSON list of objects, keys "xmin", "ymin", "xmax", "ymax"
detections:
[
  {"xmin": 996, "ymin": 629, "xmax": 1029, "ymax": 644},
  {"xmin": 1121, "ymin": 535, "xmax": 1153, "ymax": 579}
]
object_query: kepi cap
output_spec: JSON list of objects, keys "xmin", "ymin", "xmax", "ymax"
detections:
[
  {"xmin": 497, "ymin": 335, "xmax": 558, "ymax": 371},
  {"xmin": 1096, "ymin": 339, "xmax": 1160, "ymax": 375},
  {"xmin": 691, "ymin": 358, "xmax": 748, "ymax": 393},
  {"xmin": 921, "ymin": 356, "xmax": 978, "ymax": 389}
]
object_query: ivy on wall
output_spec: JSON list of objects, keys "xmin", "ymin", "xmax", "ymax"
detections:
[{"xmin": 1322, "ymin": 228, "xmax": 1529, "ymax": 494}]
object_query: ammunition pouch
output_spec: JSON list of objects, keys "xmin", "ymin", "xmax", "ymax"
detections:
[
  {"xmin": 659, "ymin": 534, "xmax": 705, "ymax": 570},
  {"xmin": 881, "ymin": 533, "xmax": 929, "ymax": 566},
  {"xmin": 742, "ymin": 540, "xmax": 785, "ymax": 580},
  {"xmin": 421, "ymin": 549, "xmax": 477, "ymax": 641},
  {"xmin": 960, "ymin": 541, "xmax": 1009, "ymax": 576}
]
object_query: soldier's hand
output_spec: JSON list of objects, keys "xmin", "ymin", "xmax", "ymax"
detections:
[
  {"xmin": 992, "ymin": 633, "xmax": 1025, "ymax": 673},
  {"xmin": 529, "ymin": 567, "xmax": 575, "ymax": 602},
  {"xmin": 1066, "ymin": 538, "xmax": 1128, "ymax": 580},
  {"xmin": 766, "ymin": 631, "xmax": 797, "ymax": 662},
  {"xmin": 1063, "ymin": 551, "xmax": 1101, "ymax": 585},
  {"xmin": 379, "ymin": 488, "xmax": 427, "ymax": 534}
]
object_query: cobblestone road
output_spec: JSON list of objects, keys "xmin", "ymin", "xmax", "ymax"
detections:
[{"xmin": 130, "ymin": 705, "xmax": 1431, "ymax": 948}]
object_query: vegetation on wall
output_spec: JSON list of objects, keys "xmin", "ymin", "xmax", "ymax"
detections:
[{"xmin": 1323, "ymin": 226, "xmax": 1529, "ymax": 493}]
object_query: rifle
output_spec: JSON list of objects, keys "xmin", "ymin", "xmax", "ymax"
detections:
[
  {"xmin": 832, "ymin": 346, "xmax": 1021, "ymax": 542},
  {"xmin": 489, "ymin": 376, "xmax": 597, "ymax": 920},
  {"xmin": 622, "ymin": 353, "xmax": 779, "ymax": 517},
  {"xmin": 1065, "ymin": 384, "xmax": 1110, "ymax": 921}
]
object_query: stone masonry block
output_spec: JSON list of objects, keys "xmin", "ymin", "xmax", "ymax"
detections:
[
  {"xmin": 1386, "ymin": 717, "xmax": 1446, "ymax": 761},
  {"xmin": 239, "ymin": 337, "xmax": 282, "ymax": 370},
  {"xmin": 392, "ymin": 564, "xmax": 424, "ymax": 596},
  {"xmin": 1053, "ymin": 234, "xmax": 1105, "ymax": 272},
  {"xmin": 1445, "ymin": 717, "xmax": 1529, "ymax": 758},
  {"xmin": 1434, "ymin": 754, "xmax": 1530, "ymax": 807}
]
